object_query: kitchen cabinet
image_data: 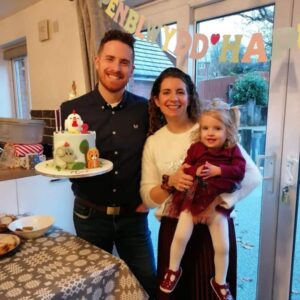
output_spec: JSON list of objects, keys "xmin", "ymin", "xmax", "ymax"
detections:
[
  {"xmin": 0, "ymin": 179, "xmax": 18, "ymax": 214},
  {"xmin": 17, "ymin": 175, "xmax": 75, "ymax": 234}
]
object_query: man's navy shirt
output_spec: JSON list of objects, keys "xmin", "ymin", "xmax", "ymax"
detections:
[{"xmin": 60, "ymin": 85, "xmax": 149, "ymax": 210}]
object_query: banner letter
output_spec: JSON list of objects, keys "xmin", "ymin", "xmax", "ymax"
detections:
[
  {"xmin": 146, "ymin": 25, "xmax": 161, "ymax": 43},
  {"xmin": 105, "ymin": 0, "xmax": 118, "ymax": 19},
  {"xmin": 135, "ymin": 15, "xmax": 146, "ymax": 39},
  {"xmin": 124, "ymin": 9, "xmax": 140, "ymax": 34},
  {"xmin": 272, "ymin": 28, "xmax": 297, "ymax": 59},
  {"xmin": 113, "ymin": 1, "xmax": 129, "ymax": 27},
  {"xmin": 162, "ymin": 26, "xmax": 177, "ymax": 51},
  {"xmin": 242, "ymin": 33, "xmax": 267, "ymax": 63},
  {"xmin": 190, "ymin": 33, "xmax": 208, "ymax": 59},
  {"xmin": 219, "ymin": 35, "xmax": 242, "ymax": 63},
  {"xmin": 174, "ymin": 29, "xmax": 192, "ymax": 58}
]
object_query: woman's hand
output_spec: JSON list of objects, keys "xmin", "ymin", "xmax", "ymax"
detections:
[
  {"xmin": 168, "ymin": 163, "xmax": 194, "ymax": 192},
  {"xmin": 193, "ymin": 196, "xmax": 223, "ymax": 225}
]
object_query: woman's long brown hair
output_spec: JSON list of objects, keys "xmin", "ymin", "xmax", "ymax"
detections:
[{"xmin": 148, "ymin": 67, "xmax": 201, "ymax": 136}]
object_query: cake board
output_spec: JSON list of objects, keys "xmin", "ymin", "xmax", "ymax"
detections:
[{"xmin": 35, "ymin": 158, "xmax": 113, "ymax": 179}]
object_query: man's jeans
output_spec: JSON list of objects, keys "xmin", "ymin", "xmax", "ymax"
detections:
[{"xmin": 73, "ymin": 202, "xmax": 157, "ymax": 298}]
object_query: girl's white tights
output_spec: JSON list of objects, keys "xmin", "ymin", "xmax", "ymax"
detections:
[{"xmin": 169, "ymin": 210, "xmax": 229, "ymax": 285}]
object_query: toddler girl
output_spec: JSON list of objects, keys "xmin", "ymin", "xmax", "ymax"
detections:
[{"xmin": 160, "ymin": 99, "xmax": 246, "ymax": 300}]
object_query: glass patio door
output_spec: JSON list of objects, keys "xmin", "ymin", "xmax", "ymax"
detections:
[
  {"xmin": 270, "ymin": 0, "xmax": 300, "ymax": 298},
  {"xmin": 194, "ymin": 0, "xmax": 299, "ymax": 299}
]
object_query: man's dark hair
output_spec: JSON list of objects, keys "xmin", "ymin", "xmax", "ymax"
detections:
[{"xmin": 97, "ymin": 29, "xmax": 135, "ymax": 58}]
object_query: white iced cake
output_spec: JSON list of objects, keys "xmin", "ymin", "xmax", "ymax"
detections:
[{"xmin": 53, "ymin": 110, "xmax": 100, "ymax": 170}]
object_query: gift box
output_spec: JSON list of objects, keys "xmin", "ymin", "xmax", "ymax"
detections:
[{"xmin": 13, "ymin": 144, "xmax": 44, "ymax": 157}]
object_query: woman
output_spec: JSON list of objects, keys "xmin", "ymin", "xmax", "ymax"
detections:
[{"xmin": 140, "ymin": 67, "xmax": 261, "ymax": 300}]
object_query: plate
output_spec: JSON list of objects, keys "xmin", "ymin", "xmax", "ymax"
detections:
[
  {"xmin": 0, "ymin": 234, "xmax": 21, "ymax": 257},
  {"xmin": 35, "ymin": 159, "xmax": 113, "ymax": 179}
]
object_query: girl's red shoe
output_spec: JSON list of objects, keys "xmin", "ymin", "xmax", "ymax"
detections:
[
  {"xmin": 210, "ymin": 277, "xmax": 234, "ymax": 300},
  {"xmin": 160, "ymin": 268, "xmax": 182, "ymax": 293}
]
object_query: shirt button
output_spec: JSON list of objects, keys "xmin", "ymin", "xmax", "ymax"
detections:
[
  {"xmin": 113, "ymin": 188, "xmax": 117, "ymax": 192},
  {"xmin": 101, "ymin": 106, "xmax": 105, "ymax": 110},
  {"xmin": 115, "ymin": 170, "xmax": 118, "ymax": 175},
  {"xmin": 112, "ymin": 131, "xmax": 116, "ymax": 135},
  {"xmin": 114, "ymin": 151, "xmax": 118, "ymax": 155},
  {"xmin": 112, "ymin": 111, "xmax": 115, "ymax": 115}
]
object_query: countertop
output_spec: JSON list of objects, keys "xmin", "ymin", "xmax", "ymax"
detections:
[{"xmin": 0, "ymin": 167, "xmax": 36, "ymax": 181}]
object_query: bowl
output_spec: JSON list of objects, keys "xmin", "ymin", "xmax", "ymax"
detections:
[
  {"xmin": 0, "ymin": 214, "xmax": 17, "ymax": 233},
  {"xmin": 8, "ymin": 215, "xmax": 54, "ymax": 239}
]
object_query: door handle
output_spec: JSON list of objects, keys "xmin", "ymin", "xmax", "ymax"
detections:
[
  {"xmin": 256, "ymin": 153, "xmax": 276, "ymax": 193},
  {"xmin": 285, "ymin": 156, "xmax": 298, "ymax": 187},
  {"xmin": 281, "ymin": 156, "xmax": 299, "ymax": 203}
]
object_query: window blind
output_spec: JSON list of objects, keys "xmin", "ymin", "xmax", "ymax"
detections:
[{"xmin": 3, "ymin": 43, "xmax": 27, "ymax": 60}]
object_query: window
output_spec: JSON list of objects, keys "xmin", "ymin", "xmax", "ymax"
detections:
[
  {"xmin": 12, "ymin": 56, "xmax": 30, "ymax": 119},
  {"xmin": 129, "ymin": 24, "xmax": 177, "ymax": 99},
  {"xmin": 2, "ymin": 42, "xmax": 30, "ymax": 119}
]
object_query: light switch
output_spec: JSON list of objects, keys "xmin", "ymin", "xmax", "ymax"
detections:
[{"xmin": 38, "ymin": 19, "xmax": 49, "ymax": 41}]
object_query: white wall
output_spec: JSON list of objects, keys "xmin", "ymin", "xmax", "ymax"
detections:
[{"xmin": 0, "ymin": 0, "xmax": 88, "ymax": 111}]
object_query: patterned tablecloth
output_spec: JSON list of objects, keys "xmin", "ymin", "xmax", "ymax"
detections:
[{"xmin": 0, "ymin": 228, "xmax": 148, "ymax": 300}]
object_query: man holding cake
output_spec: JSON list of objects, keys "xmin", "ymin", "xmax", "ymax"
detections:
[{"xmin": 60, "ymin": 29, "xmax": 156, "ymax": 298}]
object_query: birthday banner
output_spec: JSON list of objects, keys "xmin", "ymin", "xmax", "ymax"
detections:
[{"xmin": 98, "ymin": 0, "xmax": 300, "ymax": 63}]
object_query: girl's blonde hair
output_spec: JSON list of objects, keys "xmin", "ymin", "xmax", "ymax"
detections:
[{"xmin": 194, "ymin": 98, "xmax": 241, "ymax": 148}]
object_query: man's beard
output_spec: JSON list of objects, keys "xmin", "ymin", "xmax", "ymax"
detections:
[{"xmin": 99, "ymin": 74, "xmax": 127, "ymax": 94}]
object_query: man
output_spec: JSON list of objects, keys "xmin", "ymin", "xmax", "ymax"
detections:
[{"xmin": 60, "ymin": 29, "xmax": 156, "ymax": 298}]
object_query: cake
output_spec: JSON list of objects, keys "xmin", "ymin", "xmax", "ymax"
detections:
[{"xmin": 53, "ymin": 110, "xmax": 100, "ymax": 170}]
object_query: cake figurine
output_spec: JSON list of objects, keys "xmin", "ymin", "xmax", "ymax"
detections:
[
  {"xmin": 52, "ymin": 110, "xmax": 99, "ymax": 170},
  {"xmin": 54, "ymin": 142, "xmax": 76, "ymax": 170},
  {"xmin": 64, "ymin": 110, "xmax": 84, "ymax": 133},
  {"xmin": 87, "ymin": 148, "xmax": 100, "ymax": 169}
]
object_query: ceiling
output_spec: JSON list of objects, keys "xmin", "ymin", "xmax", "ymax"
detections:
[
  {"xmin": 0, "ymin": 0, "xmax": 42, "ymax": 21},
  {"xmin": 125, "ymin": 0, "xmax": 153, "ymax": 7},
  {"xmin": 0, "ymin": 0, "xmax": 153, "ymax": 21}
]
